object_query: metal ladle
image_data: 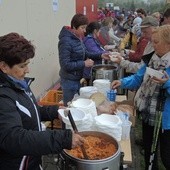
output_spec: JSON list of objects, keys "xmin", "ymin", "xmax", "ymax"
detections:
[{"xmin": 64, "ymin": 109, "xmax": 89, "ymax": 160}]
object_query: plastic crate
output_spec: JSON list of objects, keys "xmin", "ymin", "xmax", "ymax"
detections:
[
  {"xmin": 39, "ymin": 90, "xmax": 63, "ymax": 129},
  {"xmin": 47, "ymin": 119, "xmax": 62, "ymax": 129},
  {"xmin": 38, "ymin": 90, "xmax": 63, "ymax": 106}
]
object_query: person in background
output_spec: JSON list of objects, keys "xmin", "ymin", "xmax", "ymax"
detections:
[
  {"xmin": 58, "ymin": 14, "xmax": 110, "ymax": 106},
  {"xmin": 161, "ymin": 8, "xmax": 170, "ymax": 25},
  {"xmin": 97, "ymin": 7, "xmax": 105, "ymax": 23},
  {"xmin": 98, "ymin": 17, "xmax": 115, "ymax": 46},
  {"xmin": 116, "ymin": 18, "xmax": 142, "ymax": 79},
  {"xmin": 84, "ymin": 21, "xmax": 105, "ymax": 56},
  {"xmin": 124, "ymin": 25, "xmax": 148, "ymax": 63},
  {"xmin": 121, "ymin": 8, "xmax": 126, "ymax": 16},
  {"xmin": 0, "ymin": 32, "xmax": 84, "ymax": 170},
  {"xmin": 83, "ymin": 21, "xmax": 108, "ymax": 84},
  {"xmin": 151, "ymin": 11, "xmax": 161, "ymax": 24},
  {"xmin": 115, "ymin": 14, "xmax": 127, "ymax": 38},
  {"xmin": 113, "ymin": 16, "xmax": 159, "ymax": 73},
  {"xmin": 132, "ymin": 16, "xmax": 142, "ymax": 33},
  {"xmin": 104, "ymin": 7, "xmax": 112, "ymax": 17},
  {"xmin": 111, "ymin": 25, "xmax": 170, "ymax": 170},
  {"xmin": 112, "ymin": 16, "xmax": 159, "ymax": 154},
  {"xmin": 123, "ymin": 14, "xmax": 135, "ymax": 31},
  {"xmin": 119, "ymin": 16, "xmax": 142, "ymax": 53},
  {"xmin": 107, "ymin": 19, "xmax": 121, "ymax": 47},
  {"xmin": 136, "ymin": 8, "xmax": 147, "ymax": 20},
  {"xmin": 121, "ymin": 17, "xmax": 148, "ymax": 63}
]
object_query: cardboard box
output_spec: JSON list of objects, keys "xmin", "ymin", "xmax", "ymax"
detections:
[{"xmin": 127, "ymin": 90, "xmax": 136, "ymax": 101}]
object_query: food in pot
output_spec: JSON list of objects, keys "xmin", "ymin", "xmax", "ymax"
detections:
[{"xmin": 67, "ymin": 135, "xmax": 117, "ymax": 160}]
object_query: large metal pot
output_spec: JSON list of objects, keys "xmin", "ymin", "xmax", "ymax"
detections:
[
  {"xmin": 90, "ymin": 64, "xmax": 125, "ymax": 95},
  {"xmin": 61, "ymin": 131, "xmax": 121, "ymax": 170},
  {"xmin": 91, "ymin": 64, "xmax": 118, "ymax": 84}
]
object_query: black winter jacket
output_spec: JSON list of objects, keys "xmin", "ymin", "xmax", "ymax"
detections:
[
  {"xmin": 58, "ymin": 26, "xmax": 102, "ymax": 80},
  {"xmin": 0, "ymin": 71, "xmax": 72, "ymax": 170}
]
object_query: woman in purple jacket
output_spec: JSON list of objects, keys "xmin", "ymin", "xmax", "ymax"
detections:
[{"xmin": 83, "ymin": 21, "xmax": 108, "ymax": 84}]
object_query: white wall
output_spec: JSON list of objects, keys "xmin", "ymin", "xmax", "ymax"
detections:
[{"xmin": 0, "ymin": 0, "xmax": 75, "ymax": 97}]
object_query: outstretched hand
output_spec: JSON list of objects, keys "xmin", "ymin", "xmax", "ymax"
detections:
[
  {"xmin": 101, "ymin": 53, "xmax": 110, "ymax": 60},
  {"xmin": 72, "ymin": 132, "xmax": 84, "ymax": 148},
  {"xmin": 151, "ymin": 71, "xmax": 169, "ymax": 84},
  {"xmin": 111, "ymin": 80, "xmax": 121, "ymax": 89}
]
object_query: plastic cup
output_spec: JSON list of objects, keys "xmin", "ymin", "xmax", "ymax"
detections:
[
  {"xmin": 121, "ymin": 121, "xmax": 132, "ymax": 140},
  {"xmin": 107, "ymin": 90, "xmax": 117, "ymax": 102}
]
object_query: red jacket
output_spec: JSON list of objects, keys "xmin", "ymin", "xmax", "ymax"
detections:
[{"xmin": 129, "ymin": 37, "xmax": 149, "ymax": 62}]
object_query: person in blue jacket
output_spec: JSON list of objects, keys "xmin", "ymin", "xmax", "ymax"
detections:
[
  {"xmin": 0, "ymin": 32, "xmax": 84, "ymax": 170},
  {"xmin": 58, "ymin": 14, "xmax": 110, "ymax": 106},
  {"xmin": 111, "ymin": 25, "xmax": 170, "ymax": 170}
]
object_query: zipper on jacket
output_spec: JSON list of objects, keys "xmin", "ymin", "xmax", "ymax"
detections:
[
  {"xmin": 19, "ymin": 155, "xmax": 29, "ymax": 170},
  {"xmin": 24, "ymin": 91, "xmax": 42, "ymax": 131}
]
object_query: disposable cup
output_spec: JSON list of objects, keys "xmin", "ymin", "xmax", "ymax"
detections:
[
  {"xmin": 121, "ymin": 121, "xmax": 132, "ymax": 140},
  {"xmin": 107, "ymin": 90, "xmax": 117, "ymax": 102}
]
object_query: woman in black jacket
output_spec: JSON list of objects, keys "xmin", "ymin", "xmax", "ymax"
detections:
[{"xmin": 0, "ymin": 32, "xmax": 84, "ymax": 170}]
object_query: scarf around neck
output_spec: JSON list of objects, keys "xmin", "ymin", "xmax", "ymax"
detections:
[
  {"xmin": 134, "ymin": 51, "xmax": 170, "ymax": 125},
  {"xmin": 8, "ymin": 75, "xmax": 28, "ymax": 90}
]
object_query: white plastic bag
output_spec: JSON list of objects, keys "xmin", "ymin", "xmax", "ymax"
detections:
[
  {"xmin": 66, "ymin": 113, "xmax": 95, "ymax": 131},
  {"xmin": 94, "ymin": 114, "xmax": 122, "ymax": 141}
]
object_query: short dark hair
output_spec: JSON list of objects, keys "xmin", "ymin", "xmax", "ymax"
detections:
[
  {"xmin": 85, "ymin": 21, "xmax": 101, "ymax": 35},
  {"xmin": 163, "ymin": 8, "xmax": 170, "ymax": 18},
  {"xmin": 71, "ymin": 13, "xmax": 89, "ymax": 29},
  {"xmin": 0, "ymin": 32, "xmax": 35, "ymax": 67},
  {"xmin": 136, "ymin": 8, "xmax": 147, "ymax": 17}
]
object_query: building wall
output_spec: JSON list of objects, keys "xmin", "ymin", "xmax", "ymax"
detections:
[
  {"xmin": 76, "ymin": 0, "xmax": 98, "ymax": 22},
  {"xmin": 0, "ymin": 0, "xmax": 75, "ymax": 98}
]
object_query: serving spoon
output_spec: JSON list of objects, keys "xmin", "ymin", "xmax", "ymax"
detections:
[{"xmin": 64, "ymin": 109, "xmax": 89, "ymax": 160}]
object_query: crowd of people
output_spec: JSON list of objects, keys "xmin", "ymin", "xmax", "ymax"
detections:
[
  {"xmin": 58, "ymin": 7, "xmax": 170, "ymax": 170},
  {"xmin": 112, "ymin": 24, "xmax": 170, "ymax": 170},
  {"xmin": 0, "ymin": 5, "xmax": 170, "ymax": 170}
]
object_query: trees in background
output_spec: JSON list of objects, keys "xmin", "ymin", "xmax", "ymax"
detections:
[{"xmin": 98, "ymin": 0, "xmax": 166, "ymax": 14}]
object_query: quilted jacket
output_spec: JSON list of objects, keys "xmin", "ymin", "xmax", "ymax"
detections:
[{"xmin": 58, "ymin": 26, "xmax": 101, "ymax": 81}]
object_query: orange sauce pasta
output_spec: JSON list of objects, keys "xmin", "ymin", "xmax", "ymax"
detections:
[{"xmin": 67, "ymin": 136, "xmax": 117, "ymax": 160}]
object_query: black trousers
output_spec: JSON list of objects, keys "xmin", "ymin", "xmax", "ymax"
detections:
[
  {"xmin": 142, "ymin": 121, "xmax": 170, "ymax": 170},
  {"xmin": 160, "ymin": 129, "xmax": 170, "ymax": 169},
  {"xmin": 142, "ymin": 121, "xmax": 159, "ymax": 170}
]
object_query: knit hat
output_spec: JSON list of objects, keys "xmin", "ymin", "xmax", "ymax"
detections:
[
  {"xmin": 133, "ymin": 17, "xmax": 142, "ymax": 26},
  {"xmin": 131, "ymin": 24, "xmax": 141, "ymax": 38},
  {"xmin": 140, "ymin": 16, "xmax": 159, "ymax": 28}
]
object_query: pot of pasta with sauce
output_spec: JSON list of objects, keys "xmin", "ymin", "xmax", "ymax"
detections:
[{"xmin": 61, "ymin": 131, "xmax": 121, "ymax": 170}]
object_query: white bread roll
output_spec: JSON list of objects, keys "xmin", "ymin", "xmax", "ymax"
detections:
[{"xmin": 90, "ymin": 92, "xmax": 106, "ymax": 107}]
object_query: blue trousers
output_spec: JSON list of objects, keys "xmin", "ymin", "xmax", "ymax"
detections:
[{"xmin": 60, "ymin": 78, "xmax": 80, "ymax": 106}]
